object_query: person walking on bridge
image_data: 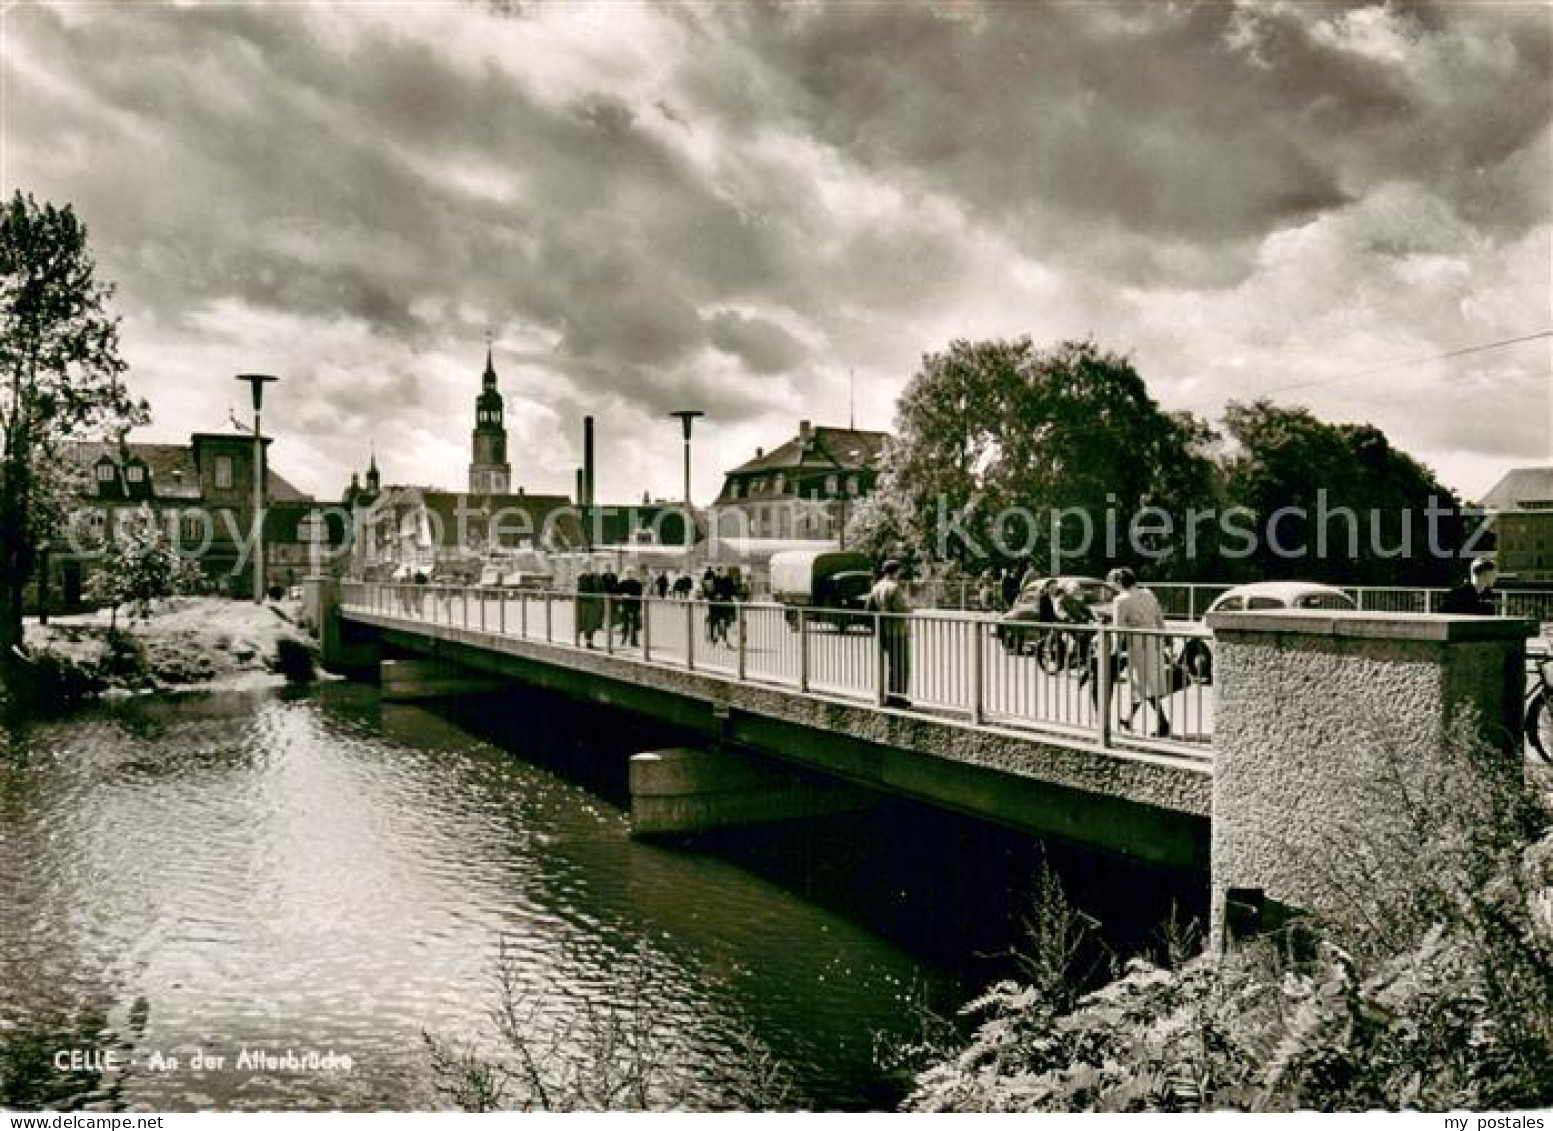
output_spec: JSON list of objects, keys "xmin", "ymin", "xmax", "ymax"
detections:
[
  {"xmin": 1108, "ymin": 567, "xmax": 1171, "ymax": 737},
  {"xmin": 868, "ymin": 560, "xmax": 912, "ymax": 707}
]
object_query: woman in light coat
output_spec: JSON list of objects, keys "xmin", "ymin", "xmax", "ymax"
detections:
[{"xmin": 1107, "ymin": 567, "xmax": 1171, "ymax": 736}]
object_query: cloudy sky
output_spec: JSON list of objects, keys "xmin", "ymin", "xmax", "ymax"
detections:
[{"xmin": 4, "ymin": 0, "xmax": 1549, "ymax": 503}]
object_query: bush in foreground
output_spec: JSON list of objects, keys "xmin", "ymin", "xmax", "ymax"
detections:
[{"xmin": 905, "ymin": 722, "xmax": 1553, "ymax": 1112}]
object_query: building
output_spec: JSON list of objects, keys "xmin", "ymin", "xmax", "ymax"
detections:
[
  {"xmin": 469, "ymin": 345, "xmax": 512, "ymax": 495},
  {"xmin": 712, "ymin": 420, "xmax": 889, "ymax": 542},
  {"xmin": 31, "ymin": 430, "xmax": 328, "ymax": 610},
  {"xmin": 343, "ymin": 348, "xmax": 583, "ymax": 577},
  {"xmin": 347, "ymin": 482, "xmax": 582, "ymax": 577},
  {"xmin": 1479, "ymin": 467, "xmax": 1547, "ymax": 579}
]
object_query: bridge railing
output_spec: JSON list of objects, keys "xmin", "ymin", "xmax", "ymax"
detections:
[
  {"xmin": 909, "ymin": 579, "xmax": 1553, "ymax": 622},
  {"xmin": 342, "ymin": 581, "xmax": 1215, "ymax": 757}
]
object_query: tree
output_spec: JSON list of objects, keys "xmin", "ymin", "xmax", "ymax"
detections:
[
  {"xmin": 87, "ymin": 506, "xmax": 204, "ymax": 629},
  {"xmin": 1220, "ymin": 400, "xmax": 1465, "ymax": 586},
  {"xmin": 0, "ymin": 192, "xmax": 145, "ymax": 690},
  {"xmin": 865, "ymin": 337, "xmax": 1218, "ymax": 576}
]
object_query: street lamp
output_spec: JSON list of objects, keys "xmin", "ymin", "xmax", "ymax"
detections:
[
  {"xmin": 668, "ymin": 410, "xmax": 704, "ymax": 566},
  {"xmin": 236, "ymin": 373, "xmax": 279, "ymax": 603}
]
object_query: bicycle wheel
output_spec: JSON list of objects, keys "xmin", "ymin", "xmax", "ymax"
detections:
[
  {"xmin": 1526, "ymin": 688, "xmax": 1553, "ymax": 763},
  {"xmin": 1036, "ymin": 631, "xmax": 1065, "ymax": 675},
  {"xmin": 1180, "ymin": 639, "xmax": 1214, "ymax": 686}
]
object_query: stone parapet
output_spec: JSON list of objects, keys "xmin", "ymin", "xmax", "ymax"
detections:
[{"xmin": 1207, "ymin": 609, "xmax": 1532, "ymax": 946}]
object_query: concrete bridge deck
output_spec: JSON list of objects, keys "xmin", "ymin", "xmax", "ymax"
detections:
[{"xmin": 337, "ymin": 583, "xmax": 1213, "ymax": 871}]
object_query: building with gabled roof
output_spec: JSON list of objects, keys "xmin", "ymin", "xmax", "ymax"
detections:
[
  {"xmin": 712, "ymin": 419, "xmax": 890, "ymax": 543},
  {"xmin": 1477, "ymin": 466, "xmax": 1549, "ymax": 579},
  {"xmin": 29, "ymin": 429, "xmax": 333, "ymax": 611}
]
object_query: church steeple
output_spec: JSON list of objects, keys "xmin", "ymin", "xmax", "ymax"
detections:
[
  {"xmin": 366, "ymin": 449, "xmax": 380, "ymax": 493},
  {"xmin": 469, "ymin": 340, "xmax": 512, "ymax": 495}
]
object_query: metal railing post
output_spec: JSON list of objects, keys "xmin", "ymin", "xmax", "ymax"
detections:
[
  {"xmin": 480, "ymin": 589, "xmax": 487, "ymax": 633},
  {"xmin": 545, "ymin": 593, "xmax": 553, "ymax": 643},
  {"xmin": 686, "ymin": 601, "xmax": 696, "ymax": 671},
  {"xmin": 643, "ymin": 598, "xmax": 653, "ymax": 661},
  {"xmin": 1424, "ymin": 588, "xmax": 1434, "ymax": 614},
  {"xmin": 875, "ymin": 612, "xmax": 887, "ymax": 706},
  {"xmin": 970, "ymin": 619, "xmax": 984, "ymax": 724},
  {"xmin": 605, "ymin": 595, "xmax": 614, "ymax": 655},
  {"xmin": 499, "ymin": 590, "xmax": 506, "ymax": 635},
  {"xmin": 799, "ymin": 608, "xmax": 810, "ymax": 692},
  {"xmin": 1096, "ymin": 625, "xmax": 1113, "ymax": 747},
  {"xmin": 462, "ymin": 587, "xmax": 470, "ymax": 630},
  {"xmin": 736, "ymin": 604, "xmax": 746, "ymax": 681},
  {"xmin": 1187, "ymin": 585, "xmax": 1197, "ymax": 622}
]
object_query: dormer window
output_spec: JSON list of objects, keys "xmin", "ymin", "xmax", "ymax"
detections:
[
  {"xmin": 95, "ymin": 463, "xmax": 115, "ymax": 483},
  {"xmin": 215, "ymin": 455, "xmax": 234, "ymax": 489},
  {"xmin": 125, "ymin": 465, "xmax": 145, "ymax": 484}
]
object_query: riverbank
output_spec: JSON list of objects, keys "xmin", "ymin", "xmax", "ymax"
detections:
[{"xmin": 16, "ymin": 596, "xmax": 320, "ymax": 707}]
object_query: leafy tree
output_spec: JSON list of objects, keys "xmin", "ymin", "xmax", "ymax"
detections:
[
  {"xmin": 0, "ymin": 192, "xmax": 146, "ymax": 687},
  {"xmin": 87, "ymin": 505, "xmax": 204, "ymax": 629},
  {"xmin": 867, "ymin": 337, "xmax": 1218, "ymax": 577},
  {"xmin": 1220, "ymin": 400, "xmax": 1465, "ymax": 586}
]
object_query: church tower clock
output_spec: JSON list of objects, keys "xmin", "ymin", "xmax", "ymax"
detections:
[{"xmin": 469, "ymin": 345, "xmax": 512, "ymax": 495}]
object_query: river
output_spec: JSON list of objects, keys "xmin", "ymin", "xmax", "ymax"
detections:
[{"xmin": 0, "ymin": 682, "xmax": 976, "ymax": 1111}]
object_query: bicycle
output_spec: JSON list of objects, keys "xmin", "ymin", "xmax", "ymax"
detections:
[{"xmin": 1522, "ymin": 653, "xmax": 1553, "ymax": 763}]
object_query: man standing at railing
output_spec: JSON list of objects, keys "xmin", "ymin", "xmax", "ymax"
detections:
[
  {"xmin": 867, "ymin": 560, "xmax": 912, "ymax": 707},
  {"xmin": 1439, "ymin": 557, "xmax": 1497, "ymax": 615},
  {"xmin": 617, "ymin": 568, "xmax": 644, "ymax": 647}
]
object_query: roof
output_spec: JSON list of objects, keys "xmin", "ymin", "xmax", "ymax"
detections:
[
  {"xmin": 364, "ymin": 485, "xmax": 585, "ymax": 549},
  {"xmin": 725, "ymin": 426, "xmax": 890, "ymax": 477},
  {"xmin": 67, "ymin": 439, "xmax": 309, "ymax": 502},
  {"xmin": 1479, "ymin": 467, "xmax": 1553, "ymax": 511}
]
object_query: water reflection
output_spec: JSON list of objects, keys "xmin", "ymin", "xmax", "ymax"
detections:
[{"xmin": 0, "ymin": 684, "xmax": 954, "ymax": 1111}]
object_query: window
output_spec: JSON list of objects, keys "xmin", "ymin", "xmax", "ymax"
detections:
[
  {"xmin": 125, "ymin": 465, "xmax": 145, "ymax": 483},
  {"xmin": 95, "ymin": 463, "xmax": 115, "ymax": 482},
  {"xmin": 215, "ymin": 455, "xmax": 233, "ymax": 489},
  {"xmin": 730, "ymin": 481, "xmax": 741, "ymax": 500},
  {"xmin": 847, "ymin": 475, "xmax": 859, "ymax": 496},
  {"xmin": 825, "ymin": 474, "xmax": 838, "ymax": 496}
]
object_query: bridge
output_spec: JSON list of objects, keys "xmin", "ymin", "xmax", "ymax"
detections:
[{"xmin": 319, "ymin": 579, "xmax": 1533, "ymax": 945}]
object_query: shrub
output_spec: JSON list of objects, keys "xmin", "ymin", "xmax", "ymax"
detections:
[
  {"xmin": 905, "ymin": 721, "xmax": 1553, "ymax": 1112},
  {"xmin": 272, "ymin": 637, "xmax": 316, "ymax": 684}
]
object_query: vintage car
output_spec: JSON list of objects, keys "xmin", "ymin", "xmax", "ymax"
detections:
[
  {"xmin": 769, "ymin": 549, "xmax": 876, "ymax": 632},
  {"xmin": 1179, "ymin": 580, "xmax": 1357, "ymax": 684}
]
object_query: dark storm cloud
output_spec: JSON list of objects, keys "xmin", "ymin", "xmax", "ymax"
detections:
[
  {"xmin": 671, "ymin": 1, "xmax": 1548, "ymax": 283},
  {"xmin": 706, "ymin": 310, "xmax": 809, "ymax": 374},
  {"xmin": 4, "ymin": 0, "xmax": 1547, "ymax": 498}
]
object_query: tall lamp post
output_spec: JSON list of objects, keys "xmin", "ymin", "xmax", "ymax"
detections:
[
  {"xmin": 236, "ymin": 373, "xmax": 279, "ymax": 603},
  {"xmin": 668, "ymin": 410, "xmax": 703, "ymax": 568}
]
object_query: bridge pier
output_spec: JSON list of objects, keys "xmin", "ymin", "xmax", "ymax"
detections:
[
  {"xmin": 1206, "ymin": 609, "xmax": 1531, "ymax": 950},
  {"xmin": 629, "ymin": 747, "xmax": 869, "ymax": 837},
  {"xmin": 307, "ymin": 575, "xmax": 381, "ymax": 676}
]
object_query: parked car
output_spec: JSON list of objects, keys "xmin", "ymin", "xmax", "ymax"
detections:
[
  {"xmin": 993, "ymin": 576, "xmax": 1118, "ymax": 657},
  {"xmin": 1181, "ymin": 581, "xmax": 1357, "ymax": 684},
  {"xmin": 769, "ymin": 549, "xmax": 875, "ymax": 631}
]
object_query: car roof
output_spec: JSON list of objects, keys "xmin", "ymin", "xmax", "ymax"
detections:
[
  {"xmin": 1024, "ymin": 575, "xmax": 1111, "ymax": 589},
  {"xmin": 1213, "ymin": 581, "xmax": 1351, "ymax": 601}
]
